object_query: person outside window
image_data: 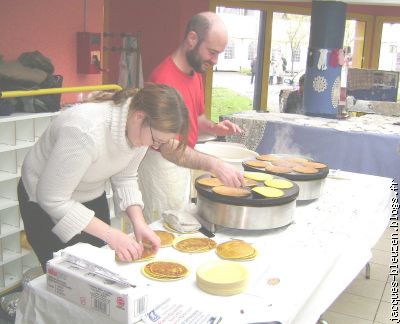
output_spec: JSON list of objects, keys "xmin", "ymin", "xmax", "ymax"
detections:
[
  {"xmin": 250, "ymin": 56, "xmax": 257, "ymax": 84},
  {"xmin": 283, "ymin": 74, "xmax": 305, "ymax": 114}
]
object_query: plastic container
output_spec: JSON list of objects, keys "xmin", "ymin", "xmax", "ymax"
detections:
[{"xmin": 195, "ymin": 142, "xmax": 259, "ymax": 171}]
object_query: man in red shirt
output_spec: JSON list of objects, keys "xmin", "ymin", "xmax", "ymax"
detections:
[{"xmin": 139, "ymin": 11, "xmax": 242, "ymax": 223}]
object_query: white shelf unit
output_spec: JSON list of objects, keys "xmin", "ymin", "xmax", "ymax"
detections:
[
  {"xmin": 0, "ymin": 112, "xmax": 58, "ymax": 295},
  {"xmin": 0, "ymin": 112, "xmax": 126, "ymax": 295}
]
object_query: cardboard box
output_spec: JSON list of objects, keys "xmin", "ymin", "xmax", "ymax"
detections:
[{"xmin": 47, "ymin": 257, "xmax": 148, "ymax": 323}]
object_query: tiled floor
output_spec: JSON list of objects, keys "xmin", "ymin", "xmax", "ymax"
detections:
[{"xmin": 319, "ymin": 226, "xmax": 395, "ymax": 324}]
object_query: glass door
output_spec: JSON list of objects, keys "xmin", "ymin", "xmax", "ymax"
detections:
[
  {"xmin": 378, "ymin": 22, "xmax": 400, "ymax": 72},
  {"xmin": 268, "ymin": 12, "xmax": 311, "ymax": 112},
  {"xmin": 210, "ymin": 6, "xmax": 264, "ymax": 122}
]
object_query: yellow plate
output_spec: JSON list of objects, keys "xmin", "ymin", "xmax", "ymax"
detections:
[
  {"xmin": 243, "ymin": 171, "xmax": 273, "ymax": 182},
  {"xmin": 252, "ymin": 186, "xmax": 284, "ymax": 198},
  {"xmin": 264, "ymin": 178, "xmax": 293, "ymax": 189},
  {"xmin": 141, "ymin": 260, "xmax": 189, "ymax": 281}
]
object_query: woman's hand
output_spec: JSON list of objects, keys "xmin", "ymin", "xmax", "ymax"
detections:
[
  {"xmin": 133, "ymin": 220, "xmax": 161, "ymax": 253},
  {"xmin": 126, "ymin": 205, "xmax": 161, "ymax": 253},
  {"xmin": 107, "ymin": 228, "xmax": 144, "ymax": 262}
]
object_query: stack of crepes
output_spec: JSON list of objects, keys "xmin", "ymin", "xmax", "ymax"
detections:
[
  {"xmin": 162, "ymin": 203, "xmax": 201, "ymax": 233},
  {"xmin": 196, "ymin": 260, "xmax": 249, "ymax": 296},
  {"xmin": 216, "ymin": 240, "xmax": 257, "ymax": 261},
  {"xmin": 173, "ymin": 236, "xmax": 217, "ymax": 253},
  {"xmin": 142, "ymin": 261, "xmax": 189, "ymax": 281}
]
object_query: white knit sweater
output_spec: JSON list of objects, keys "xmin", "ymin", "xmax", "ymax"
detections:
[{"xmin": 21, "ymin": 99, "xmax": 148, "ymax": 243}]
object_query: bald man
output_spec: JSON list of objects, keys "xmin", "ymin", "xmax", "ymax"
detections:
[{"xmin": 139, "ymin": 12, "xmax": 242, "ymax": 223}]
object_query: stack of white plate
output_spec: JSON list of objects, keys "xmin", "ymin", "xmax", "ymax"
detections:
[{"xmin": 196, "ymin": 260, "xmax": 248, "ymax": 296}]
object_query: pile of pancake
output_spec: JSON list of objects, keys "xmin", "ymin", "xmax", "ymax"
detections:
[
  {"xmin": 154, "ymin": 230, "xmax": 175, "ymax": 247},
  {"xmin": 115, "ymin": 245, "xmax": 156, "ymax": 263},
  {"xmin": 216, "ymin": 240, "xmax": 257, "ymax": 261},
  {"xmin": 142, "ymin": 261, "xmax": 188, "ymax": 281},
  {"xmin": 173, "ymin": 236, "xmax": 217, "ymax": 253},
  {"xmin": 244, "ymin": 154, "xmax": 327, "ymax": 175},
  {"xmin": 196, "ymin": 260, "xmax": 249, "ymax": 296}
]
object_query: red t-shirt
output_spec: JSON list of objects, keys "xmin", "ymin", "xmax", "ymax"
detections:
[{"xmin": 148, "ymin": 56, "xmax": 204, "ymax": 148}]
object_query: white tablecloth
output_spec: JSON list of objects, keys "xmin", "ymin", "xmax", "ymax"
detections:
[{"xmin": 16, "ymin": 171, "xmax": 394, "ymax": 324}]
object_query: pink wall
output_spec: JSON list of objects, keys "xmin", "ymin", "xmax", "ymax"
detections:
[
  {"xmin": 1, "ymin": 0, "xmax": 399, "ymax": 104},
  {"xmin": 0, "ymin": 0, "xmax": 104, "ymax": 104},
  {"xmin": 106, "ymin": 0, "xmax": 208, "ymax": 83}
]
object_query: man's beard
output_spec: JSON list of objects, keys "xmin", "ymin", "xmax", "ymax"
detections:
[{"xmin": 186, "ymin": 44, "xmax": 211, "ymax": 73}]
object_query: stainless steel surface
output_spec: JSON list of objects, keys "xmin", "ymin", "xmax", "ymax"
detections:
[
  {"xmin": 296, "ymin": 178, "xmax": 325, "ymax": 201},
  {"xmin": 197, "ymin": 194, "xmax": 295, "ymax": 230}
]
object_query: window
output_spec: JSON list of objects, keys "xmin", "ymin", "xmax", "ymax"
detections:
[
  {"xmin": 224, "ymin": 40, "xmax": 235, "ymax": 59},
  {"xmin": 248, "ymin": 42, "xmax": 256, "ymax": 60},
  {"xmin": 379, "ymin": 22, "xmax": 400, "ymax": 72},
  {"xmin": 292, "ymin": 47, "xmax": 301, "ymax": 62}
]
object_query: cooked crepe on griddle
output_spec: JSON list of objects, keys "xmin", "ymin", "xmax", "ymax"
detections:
[
  {"xmin": 212, "ymin": 186, "xmax": 252, "ymax": 198},
  {"xmin": 301, "ymin": 161, "xmax": 327, "ymax": 169},
  {"xmin": 243, "ymin": 171, "xmax": 273, "ymax": 182},
  {"xmin": 154, "ymin": 230, "xmax": 175, "ymax": 247},
  {"xmin": 252, "ymin": 186, "xmax": 284, "ymax": 198},
  {"xmin": 286, "ymin": 156, "xmax": 309, "ymax": 163},
  {"xmin": 293, "ymin": 165, "xmax": 319, "ymax": 174},
  {"xmin": 265, "ymin": 164, "xmax": 292, "ymax": 174},
  {"xmin": 196, "ymin": 177, "xmax": 224, "ymax": 187},
  {"xmin": 143, "ymin": 261, "xmax": 188, "ymax": 280},
  {"xmin": 264, "ymin": 178, "xmax": 294, "ymax": 189},
  {"xmin": 244, "ymin": 159, "xmax": 268, "ymax": 168},
  {"xmin": 256, "ymin": 154, "xmax": 280, "ymax": 162},
  {"xmin": 243, "ymin": 178, "xmax": 258, "ymax": 187},
  {"xmin": 271, "ymin": 159, "xmax": 301, "ymax": 168},
  {"xmin": 173, "ymin": 237, "xmax": 217, "ymax": 253},
  {"xmin": 216, "ymin": 240, "xmax": 257, "ymax": 260}
]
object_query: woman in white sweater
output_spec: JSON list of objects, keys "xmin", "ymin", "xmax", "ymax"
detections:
[{"xmin": 18, "ymin": 84, "xmax": 192, "ymax": 270}]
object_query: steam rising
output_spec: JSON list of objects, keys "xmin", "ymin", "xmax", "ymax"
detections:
[{"xmin": 271, "ymin": 125, "xmax": 313, "ymax": 160}]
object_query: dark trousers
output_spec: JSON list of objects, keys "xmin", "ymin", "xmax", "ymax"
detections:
[{"xmin": 18, "ymin": 179, "xmax": 110, "ymax": 272}]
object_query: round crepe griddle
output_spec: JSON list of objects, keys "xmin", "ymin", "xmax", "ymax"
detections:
[
  {"xmin": 242, "ymin": 155, "xmax": 329, "ymax": 181},
  {"xmin": 195, "ymin": 174, "xmax": 298, "ymax": 207}
]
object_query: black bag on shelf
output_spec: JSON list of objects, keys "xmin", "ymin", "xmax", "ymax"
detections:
[
  {"xmin": 0, "ymin": 74, "xmax": 63, "ymax": 115},
  {"xmin": 0, "ymin": 51, "xmax": 62, "ymax": 116}
]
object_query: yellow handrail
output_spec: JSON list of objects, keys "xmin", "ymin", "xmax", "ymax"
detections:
[{"xmin": 0, "ymin": 84, "xmax": 123, "ymax": 99}]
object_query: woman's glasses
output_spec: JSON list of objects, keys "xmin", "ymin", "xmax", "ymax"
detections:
[{"xmin": 149, "ymin": 125, "xmax": 169, "ymax": 147}]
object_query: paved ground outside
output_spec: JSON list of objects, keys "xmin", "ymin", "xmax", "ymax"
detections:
[{"xmin": 212, "ymin": 71, "xmax": 294, "ymax": 113}]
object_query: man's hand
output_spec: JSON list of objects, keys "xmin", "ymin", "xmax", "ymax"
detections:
[
  {"xmin": 211, "ymin": 159, "xmax": 244, "ymax": 187},
  {"xmin": 212, "ymin": 120, "xmax": 242, "ymax": 136}
]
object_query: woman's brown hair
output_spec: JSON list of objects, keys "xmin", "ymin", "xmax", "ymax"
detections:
[{"xmin": 89, "ymin": 84, "xmax": 189, "ymax": 149}]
